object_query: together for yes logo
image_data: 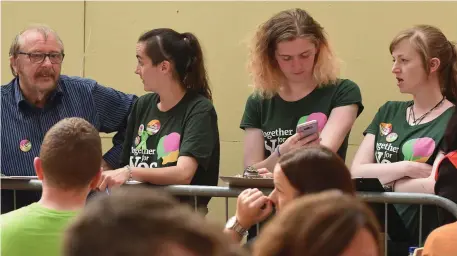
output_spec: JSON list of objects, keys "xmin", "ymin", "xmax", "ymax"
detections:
[
  {"xmin": 263, "ymin": 112, "xmax": 327, "ymax": 155},
  {"xmin": 401, "ymin": 137, "xmax": 436, "ymax": 163},
  {"xmin": 157, "ymin": 132, "xmax": 181, "ymax": 164}
]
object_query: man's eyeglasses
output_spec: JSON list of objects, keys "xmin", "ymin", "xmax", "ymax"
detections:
[{"xmin": 17, "ymin": 52, "xmax": 65, "ymax": 64}]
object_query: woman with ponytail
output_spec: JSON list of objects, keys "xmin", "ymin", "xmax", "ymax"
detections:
[{"xmin": 98, "ymin": 28, "xmax": 219, "ymax": 213}]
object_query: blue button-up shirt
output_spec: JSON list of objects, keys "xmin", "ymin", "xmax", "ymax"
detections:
[
  {"xmin": 1, "ymin": 75, "xmax": 137, "ymax": 176},
  {"xmin": 1, "ymin": 75, "xmax": 137, "ymax": 213}
]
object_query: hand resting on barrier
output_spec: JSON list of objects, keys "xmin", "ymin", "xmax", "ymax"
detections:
[{"xmin": 97, "ymin": 167, "xmax": 130, "ymax": 191}]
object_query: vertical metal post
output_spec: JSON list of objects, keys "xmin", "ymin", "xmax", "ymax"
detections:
[
  {"xmin": 225, "ymin": 197, "xmax": 229, "ymax": 221},
  {"xmin": 13, "ymin": 190, "xmax": 17, "ymax": 210},
  {"xmin": 194, "ymin": 196, "xmax": 198, "ymax": 212},
  {"xmin": 419, "ymin": 204, "xmax": 423, "ymax": 246},
  {"xmin": 385, "ymin": 203, "xmax": 388, "ymax": 256}
]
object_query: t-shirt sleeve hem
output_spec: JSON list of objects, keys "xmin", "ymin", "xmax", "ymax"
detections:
[
  {"xmin": 333, "ymin": 100, "xmax": 365, "ymax": 117},
  {"xmin": 179, "ymin": 151, "xmax": 209, "ymax": 171},
  {"xmin": 240, "ymin": 122, "xmax": 260, "ymax": 130},
  {"xmin": 363, "ymin": 128, "xmax": 376, "ymax": 136}
]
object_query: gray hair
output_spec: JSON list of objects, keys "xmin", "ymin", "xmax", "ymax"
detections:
[{"xmin": 9, "ymin": 24, "xmax": 64, "ymax": 76}]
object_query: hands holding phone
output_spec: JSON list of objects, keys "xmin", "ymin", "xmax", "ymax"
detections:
[
  {"xmin": 279, "ymin": 132, "xmax": 320, "ymax": 154},
  {"xmin": 277, "ymin": 120, "xmax": 321, "ymax": 155}
]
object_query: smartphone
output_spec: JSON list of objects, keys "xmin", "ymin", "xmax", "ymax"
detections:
[{"xmin": 296, "ymin": 120, "xmax": 318, "ymax": 137}]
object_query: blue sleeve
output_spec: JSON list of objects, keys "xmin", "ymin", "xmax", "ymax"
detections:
[{"xmin": 91, "ymin": 83, "xmax": 138, "ymax": 168}]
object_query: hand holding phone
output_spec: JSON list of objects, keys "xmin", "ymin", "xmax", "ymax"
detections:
[
  {"xmin": 296, "ymin": 120, "xmax": 318, "ymax": 137},
  {"xmin": 277, "ymin": 120, "xmax": 320, "ymax": 155}
]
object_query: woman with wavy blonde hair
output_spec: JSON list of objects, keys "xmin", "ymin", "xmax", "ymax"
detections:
[
  {"xmin": 239, "ymin": 9, "xmax": 363, "ymax": 240},
  {"xmin": 240, "ymin": 8, "xmax": 364, "ymax": 180}
]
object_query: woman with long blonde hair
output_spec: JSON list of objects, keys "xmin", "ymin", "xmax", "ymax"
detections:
[
  {"xmin": 240, "ymin": 8, "xmax": 363, "ymax": 173},
  {"xmin": 238, "ymin": 8, "xmax": 364, "ymax": 240}
]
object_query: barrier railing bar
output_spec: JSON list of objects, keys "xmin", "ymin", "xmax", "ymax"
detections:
[
  {"xmin": 3, "ymin": 180, "xmax": 457, "ymax": 219},
  {"xmin": 356, "ymin": 192, "xmax": 457, "ymax": 218}
]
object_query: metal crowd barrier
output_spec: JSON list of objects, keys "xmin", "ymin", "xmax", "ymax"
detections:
[{"xmin": 3, "ymin": 179, "xmax": 457, "ymax": 256}]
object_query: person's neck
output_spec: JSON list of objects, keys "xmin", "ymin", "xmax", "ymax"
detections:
[
  {"xmin": 18, "ymin": 77, "xmax": 51, "ymax": 108},
  {"xmin": 38, "ymin": 186, "xmax": 90, "ymax": 211},
  {"xmin": 278, "ymin": 78, "xmax": 318, "ymax": 102},
  {"xmin": 412, "ymin": 78, "xmax": 444, "ymax": 114},
  {"xmin": 157, "ymin": 81, "xmax": 186, "ymax": 112}
]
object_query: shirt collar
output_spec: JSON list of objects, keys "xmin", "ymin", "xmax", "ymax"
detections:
[{"xmin": 14, "ymin": 76, "xmax": 64, "ymax": 109}]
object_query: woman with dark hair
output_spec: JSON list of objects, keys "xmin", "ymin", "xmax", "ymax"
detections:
[
  {"xmin": 434, "ymin": 110, "xmax": 457, "ymax": 225},
  {"xmin": 253, "ymin": 191, "xmax": 381, "ymax": 256},
  {"xmin": 97, "ymin": 28, "xmax": 220, "ymax": 212},
  {"xmin": 224, "ymin": 145, "xmax": 355, "ymax": 243},
  {"xmin": 424, "ymin": 121, "xmax": 457, "ymax": 256}
]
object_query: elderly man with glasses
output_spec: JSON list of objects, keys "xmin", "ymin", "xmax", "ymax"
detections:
[{"xmin": 1, "ymin": 25, "xmax": 137, "ymax": 213}]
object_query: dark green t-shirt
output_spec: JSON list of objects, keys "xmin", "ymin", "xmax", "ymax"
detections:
[
  {"xmin": 121, "ymin": 92, "xmax": 220, "ymax": 207},
  {"xmin": 240, "ymin": 79, "xmax": 364, "ymax": 161},
  {"xmin": 365, "ymin": 101, "xmax": 455, "ymax": 244}
]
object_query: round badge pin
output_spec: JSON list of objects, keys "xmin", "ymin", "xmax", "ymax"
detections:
[
  {"xmin": 146, "ymin": 120, "xmax": 161, "ymax": 135},
  {"xmin": 20, "ymin": 139, "xmax": 32, "ymax": 152},
  {"xmin": 380, "ymin": 123, "xmax": 393, "ymax": 136},
  {"xmin": 386, "ymin": 133, "xmax": 398, "ymax": 143},
  {"xmin": 138, "ymin": 124, "xmax": 144, "ymax": 136}
]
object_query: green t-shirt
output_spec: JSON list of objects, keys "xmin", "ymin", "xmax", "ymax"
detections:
[
  {"xmin": 240, "ymin": 79, "xmax": 363, "ymax": 161},
  {"xmin": 0, "ymin": 203, "xmax": 77, "ymax": 256},
  {"xmin": 365, "ymin": 101, "xmax": 455, "ymax": 243},
  {"xmin": 121, "ymin": 92, "xmax": 220, "ymax": 207}
]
